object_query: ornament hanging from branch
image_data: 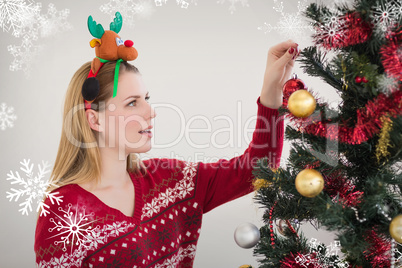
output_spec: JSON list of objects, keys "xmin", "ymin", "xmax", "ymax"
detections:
[
  {"xmin": 234, "ymin": 223, "xmax": 260, "ymax": 249},
  {"xmin": 295, "ymin": 168, "xmax": 324, "ymax": 198},
  {"xmin": 282, "ymin": 73, "xmax": 306, "ymax": 106},
  {"xmin": 282, "ymin": 74, "xmax": 317, "ymax": 118}
]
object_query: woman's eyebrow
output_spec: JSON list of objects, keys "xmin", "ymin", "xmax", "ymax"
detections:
[{"xmin": 124, "ymin": 92, "xmax": 150, "ymax": 100}]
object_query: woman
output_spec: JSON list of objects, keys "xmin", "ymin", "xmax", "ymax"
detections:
[{"xmin": 34, "ymin": 39, "xmax": 299, "ymax": 267}]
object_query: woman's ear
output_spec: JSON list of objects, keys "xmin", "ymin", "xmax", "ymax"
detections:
[{"xmin": 85, "ymin": 109, "xmax": 104, "ymax": 132}]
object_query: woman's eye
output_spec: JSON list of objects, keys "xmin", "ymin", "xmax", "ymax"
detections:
[{"xmin": 128, "ymin": 96, "xmax": 150, "ymax": 107}]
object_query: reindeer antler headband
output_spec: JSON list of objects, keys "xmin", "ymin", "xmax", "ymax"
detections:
[{"xmin": 82, "ymin": 12, "xmax": 139, "ymax": 110}]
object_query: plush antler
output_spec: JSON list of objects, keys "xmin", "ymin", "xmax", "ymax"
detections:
[
  {"xmin": 87, "ymin": 15, "xmax": 105, "ymax": 39},
  {"xmin": 109, "ymin": 12, "xmax": 122, "ymax": 34}
]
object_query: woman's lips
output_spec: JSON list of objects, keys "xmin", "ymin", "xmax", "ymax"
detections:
[{"xmin": 139, "ymin": 130, "xmax": 153, "ymax": 138}]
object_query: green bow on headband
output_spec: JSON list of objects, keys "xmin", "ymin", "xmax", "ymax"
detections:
[{"xmin": 96, "ymin": 56, "xmax": 123, "ymax": 98}]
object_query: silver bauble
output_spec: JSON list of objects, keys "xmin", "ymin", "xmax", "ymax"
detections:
[{"xmin": 234, "ymin": 223, "xmax": 260, "ymax": 249}]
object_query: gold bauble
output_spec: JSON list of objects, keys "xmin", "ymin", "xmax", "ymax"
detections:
[
  {"xmin": 295, "ymin": 169, "xmax": 324, "ymax": 198},
  {"xmin": 288, "ymin": 89, "xmax": 316, "ymax": 118},
  {"xmin": 389, "ymin": 214, "xmax": 402, "ymax": 243},
  {"xmin": 239, "ymin": 265, "xmax": 252, "ymax": 268}
]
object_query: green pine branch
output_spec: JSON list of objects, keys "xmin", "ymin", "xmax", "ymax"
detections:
[{"xmin": 297, "ymin": 46, "xmax": 343, "ymax": 91}]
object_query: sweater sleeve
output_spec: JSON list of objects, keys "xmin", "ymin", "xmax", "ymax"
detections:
[{"xmin": 197, "ymin": 96, "xmax": 284, "ymax": 214}]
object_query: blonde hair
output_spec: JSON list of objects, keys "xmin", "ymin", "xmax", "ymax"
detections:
[{"xmin": 38, "ymin": 61, "xmax": 148, "ymax": 218}]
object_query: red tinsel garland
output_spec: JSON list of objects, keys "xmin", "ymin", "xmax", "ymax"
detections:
[
  {"xmin": 322, "ymin": 169, "xmax": 364, "ymax": 207},
  {"xmin": 313, "ymin": 12, "xmax": 372, "ymax": 49},
  {"xmin": 287, "ymin": 89, "xmax": 402, "ymax": 144},
  {"xmin": 380, "ymin": 27, "xmax": 402, "ymax": 82},
  {"xmin": 363, "ymin": 228, "xmax": 392, "ymax": 267},
  {"xmin": 280, "ymin": 229, "xmax": 391, "ymax": 267}
]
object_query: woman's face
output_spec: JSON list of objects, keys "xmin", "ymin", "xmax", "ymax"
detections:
[{"xmin": 95, "ymin": 71, "xmax": 156, "ymax": 155}]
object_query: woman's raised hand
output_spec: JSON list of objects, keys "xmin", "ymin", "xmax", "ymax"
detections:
[{"xmin": 260, "ymin": 40, "xmax": 299, "ymax": 109}]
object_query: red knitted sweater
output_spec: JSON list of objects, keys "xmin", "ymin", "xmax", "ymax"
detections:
[{"xmin": 34, "ymin": 96, "xmax": 284, "ymax": 267}]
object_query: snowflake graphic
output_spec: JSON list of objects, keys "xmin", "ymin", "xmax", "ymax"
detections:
[
  {"xmin": 7, "ymin": 34, "xmax": 43, "ymax": 78},
  {"xmin": 312, "ymin": 0, "xmax": 385, "ymax": 52},
  {"xmin": 391, "ymin": 239, "xmax": 402, "ymax": 268},
  {"xmin": 319, "ymin": 1, "xmax": 349, "ymax": 39},
  {"xmin": 11, "ymin": 2, "xmax": 72, "ymax": 40},
  {"xmin": 310, "ymin": 238, "xmax": 341, "ymax": 256},
  {"xmin": 258, "ymin": 0, "xmax": 314, "ymax": 42},
  {"xmin": 11, "ymin": 4, "xmax": 41, "ymax": 40},
  {"xmin": 100, "ymin": 0, "xmax": 147, "ymax": 28},
  {"xmin": 100, "ymin": 0, "xmax": 199, "ymax": 23},
  {"xmin": 295, "ymin": 238, "xmax": 349, "ymax": 268},
  {"xmin": 38, "ymin": 3, "xmax": 73, "ymax": 38},
  {"xmin": 394, "ymin": 1, "xmax": 402, "ymax": 21},
  {"xmin": 47, "ymin": 203, "xmax": 99, "ymax": 255},
  {"xmin": 6, "ymin": 159, "xmax": 63, "ymax": 216},
  {"xmin": 0, "ymin": 102, "xmax": 17, "ymax": 130},
  {"xmin": 313, "ymin": 13, "xmax": 349, "ymax": 51},
  {"xmin": 155, "ymin": 0, "xmax": 198, "ymax": 9},
  {"xmin": 322, "ymin": 11, "xmax": 344, "ymax": 28},
  {"xmin": 0, "ymin": 0, "xmax": 41, "ymax": 35},
  {"xmin": 154, "ymin": 0, "xmax": 168, "ymax": 5},
  {"xmin": 370, "ymin": 1, "xmax": 401, "ymax": 39},
  {"xmin": 377, "ymin": 73, "xmax": 399, "ymax": 95},
  {"xmin": 5, "ymin": 2, "xmax": 72, "ymax": 77},
  {"xmin": 217, "ymin": 0, "xmax": 248, "ymax": 14},
  {"xmin": 325, "ymin": 0, "xmax": 353, "ymax": 13}
]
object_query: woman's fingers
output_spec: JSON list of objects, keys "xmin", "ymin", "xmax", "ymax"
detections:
[
  {"xmin": 274, "ymin": 46, "xmax": 297, "ymax": 70},
  {"xmin": 269, "ymin": 39, "xmax": 298, "ymax": 56}
]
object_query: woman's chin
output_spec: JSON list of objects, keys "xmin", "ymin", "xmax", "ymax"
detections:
[{"xmin": 126, "ymin": 143, "xmax": 152, "ymax": 154}]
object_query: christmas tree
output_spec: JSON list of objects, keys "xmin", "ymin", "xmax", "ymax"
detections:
[{"xmin": 251, "ymin": 0, "xmax": 402, "ymax": 267}]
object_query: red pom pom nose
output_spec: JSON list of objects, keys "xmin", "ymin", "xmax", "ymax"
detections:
[{"xmin": 124, "ymin": 40, "xmax": 134, "ymax": 47}]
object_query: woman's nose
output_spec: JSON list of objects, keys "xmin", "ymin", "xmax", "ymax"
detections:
[
  {"xmin": 124, "ymin": 40, "xmax": 133, "ymax": 47},
  {"xmin": 150, "ymin": 107, "xmax": 156, "ymax": 119}
]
